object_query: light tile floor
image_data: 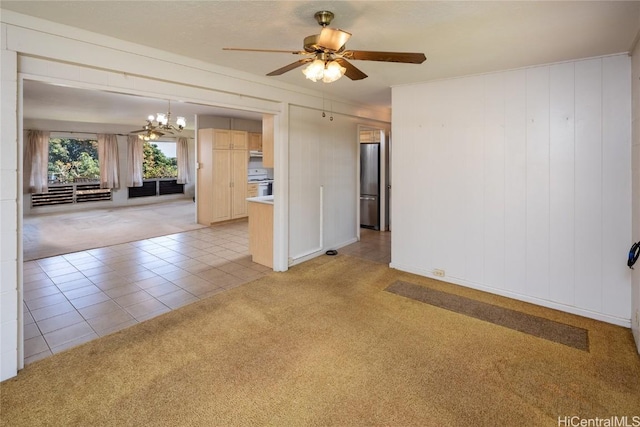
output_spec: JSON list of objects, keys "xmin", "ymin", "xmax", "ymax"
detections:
[
  {"xmin": 23, "ymin": 222, "xmax": 391, "ymax": 365},
  {"xmin": 23, "ymin": 221, "xmax": 267, "ymax": 364}
]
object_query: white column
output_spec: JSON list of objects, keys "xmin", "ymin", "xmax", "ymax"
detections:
[{"xmin": 0, "ymin": 46, "xmax": 20, "ymax": 381}]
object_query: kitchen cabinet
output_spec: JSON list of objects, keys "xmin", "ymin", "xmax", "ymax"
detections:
[
  {"xmin": 213, "ymin": 129, "xmax": 247, "ymax": 150},
  {"xmin": 248, "ymin": 132, "xmax": 262, "ymax": 151},
  {"xmin": 359, "ymin": 129, "xmax": 381, "ymax": 143},
  {"xmin": 247, "ymin": 197, "xmax": 273, "ymax": 268},
  {"xmin": 262, "ymin": 115, "xmax": 274, "ymax": 168},
  {"xmin": 247, "ymin": 182, "xmax": 259, "ymax": 198},
  {"xmin": 197, "ymin": 128, "xmax": 248, "ymax": 225}
]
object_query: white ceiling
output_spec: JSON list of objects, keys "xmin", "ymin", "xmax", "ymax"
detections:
[{"xmin": 4, "ymin": 1, "xmax": 640, "ymax": 128}]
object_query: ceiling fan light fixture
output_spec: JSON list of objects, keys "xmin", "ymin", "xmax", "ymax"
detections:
[
  {"xmin": 323, "ymin": 60, "xmax": 346, "ymax": 83},
  {"xmin": 302, "ymin": 59, "xmax": 345, "ymax": 83},
  {"xmin": 138, "ymin": 131, "xmax": 160, "ymax": 141},
  {"xmin": 302, "ymin": 59, "xmax": 326, "ymax": 82}
]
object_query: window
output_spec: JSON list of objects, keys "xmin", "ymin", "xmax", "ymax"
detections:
[
  {"xmin": 129, "ymin": 141, "xmax": 183, "ymax": 198},
  {"xmin": 48, "ymin": 137, "xmax": 100, "ymax": 183},
  {"xmin": 32, "ymin": 137, "xmax": 111, "ymax": 207},
  {"xmin": 143, "ymin": 141, "xmax": 177, "ymax": 179}
]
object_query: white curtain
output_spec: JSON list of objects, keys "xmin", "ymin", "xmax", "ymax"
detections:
[
  {"xmin": 98, "ymin": 134, "xmax": 120, "ymax": 189},
  {"xmin": 24, "ymin": 130, "xmax": 50, "ymax": 193},
  {"xmin": 126, "ymin": 135, "xmax": 144, "ymax": 187},
  {"xmin": 177, "ymin": 137, "xmax": 190, "ymax": 185}
]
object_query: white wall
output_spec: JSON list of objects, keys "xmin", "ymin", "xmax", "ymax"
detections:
[
  {"xmin": 392, "ymin": 55, "xmax": 632, "ymax": 326},
  {"xmin": 0, "ymin": 11, "xmax": 389, "ymax": 380},
  {"xmin": 288, "ymin": 105, "xmax": 357, "ymax": 262},
  {"xmin": 632, "ymin": 41, "xmax": 640, "ymax": 350}
]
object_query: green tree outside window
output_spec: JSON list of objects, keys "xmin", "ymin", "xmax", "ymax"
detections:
[
  {"xmin": 48, "ymin": 138, "xmax": 100, "ymax": 183},
  {"xmin": 142, "ymin": 142, "xmax": 177, "ymax": 179}
]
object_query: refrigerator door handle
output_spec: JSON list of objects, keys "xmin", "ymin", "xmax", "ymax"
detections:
[{"xmin": 360, "ymin": 196, "xmax": 377, "ymax": 201}]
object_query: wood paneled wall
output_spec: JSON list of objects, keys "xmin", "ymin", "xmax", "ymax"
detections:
[
  {"xmin": 391, "ymin": 55, "xmax": 632, "ymax": 325},
  {"xmin": 288, "ymin": 105, "xmax": 359, "ymax": 262}
]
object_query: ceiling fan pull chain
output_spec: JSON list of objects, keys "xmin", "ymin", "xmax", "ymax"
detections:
[{"xmin": 322, "ymin": 89, "xmax": 326, "ymax": 118}]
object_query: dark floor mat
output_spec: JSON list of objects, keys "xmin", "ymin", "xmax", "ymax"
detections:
[{"xmin": 385, "ymin": 281, "xmax": 589, "ymax": 351}]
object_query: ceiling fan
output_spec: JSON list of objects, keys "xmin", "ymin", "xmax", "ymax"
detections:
[
  {"xmin": 223, "ymin": 11, "xmax": 426, "ymax": 83},
  {"xmin": 129, "ymin": 124, "xmax": 165, "ymax": 141}
]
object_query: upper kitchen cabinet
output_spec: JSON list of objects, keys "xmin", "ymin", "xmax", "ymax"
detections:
[
  {"xmin": 262, "ymin": 115, "xmax": 274, "ymax": 168},
  {"xmin": 248, "ymin": 132, "xmax": 262, "ymax": 152},
  {"xmin": 359, "ymin": 129, "xmax": 381, "ymax": 143},
  {"xmin": 213, "ymin": 129, "xmax": 248, "ymax": 150}
]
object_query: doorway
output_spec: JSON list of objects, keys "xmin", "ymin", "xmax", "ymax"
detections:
[
  {"xmin": 18, "ymin": 77, "xmax": 269, "ymax": 370},
  {"xmin": 358, "ymin": 126, "xmax": 390, "ymax": 233}
]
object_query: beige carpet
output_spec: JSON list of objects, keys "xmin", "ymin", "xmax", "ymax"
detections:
[
  {"xmin": 2, "ymin": 255, "xmax": 639, "ymax": 426},
  {"xmin": 23, "ymin": 199, "xmax": 204, "ymax": 260}
]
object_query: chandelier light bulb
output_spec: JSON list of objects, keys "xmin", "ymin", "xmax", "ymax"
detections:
[
  {"xmin": 156, "ymin": 113, "xmax": 167, "ymax": 125},
  {"xmin": 176, "ymin": 116, "xmax": 186, "ymax": 129},
  {"xmin": 148, "ymin": 115, "xmax": 155, "ymax": 122}
]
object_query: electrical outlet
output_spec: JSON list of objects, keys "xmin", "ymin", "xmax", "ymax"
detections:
[{"xmin": 433, "ymin": 269, "xmax": 445, "ymax": 277}]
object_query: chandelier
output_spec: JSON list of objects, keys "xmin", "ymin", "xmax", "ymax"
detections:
[
  {"xmin": 301, "ymin": 54, "xmax": 346, "ymax": 83},
  {"xmin": 135, "ymin": 100, "xmax": 186, "ymax": 141}
]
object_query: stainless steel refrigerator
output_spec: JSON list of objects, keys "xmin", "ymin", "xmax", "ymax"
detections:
[{"xmin": 360, "ymin": 143, "xmax": 380, "ymax": 230}]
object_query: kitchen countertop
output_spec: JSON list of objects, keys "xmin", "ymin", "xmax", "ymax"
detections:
[{"xmin": 246, "ymin": 195, "xmax": 274, "ymax": 205}]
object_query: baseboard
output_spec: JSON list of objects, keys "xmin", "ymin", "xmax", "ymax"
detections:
[
  {"xmin": 389, "ymin": 262, "xmax": 632, "ymax": 328},
  {"xmin": 289, "ymin": 237, "xmax": 359, "ymax": 267}
]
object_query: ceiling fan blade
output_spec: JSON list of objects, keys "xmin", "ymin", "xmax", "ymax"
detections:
[
  {"xmin": 334, "ymin": 58, "xmax": 368, "ymax": 81},
  {"xmin": 317, "ymin": 28, "xmax": 351, "ymax": 52},
  {"xmin": 223, "ymin": 47, "xmax": 308, "ymax": 55},
  {"xmin": 342, "ymin": 50, "xmax": 426, "ymax": 64},
  {"xmin": 266, "ymin": 58, "xmax": 314, "ymax": 76},
  {"xmin": 129, "ymin": 129, "xmax": 146, "ymax": 134}
]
